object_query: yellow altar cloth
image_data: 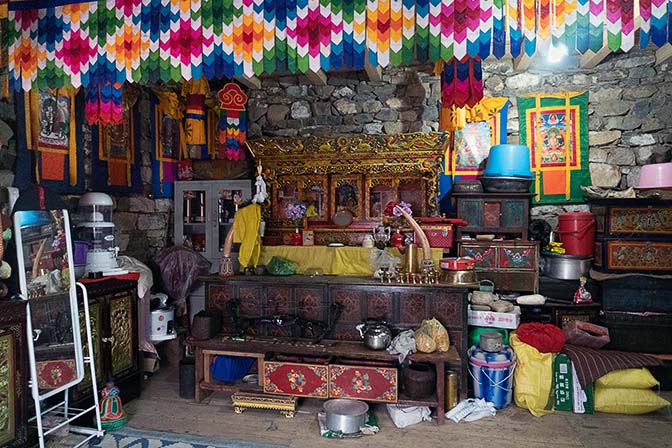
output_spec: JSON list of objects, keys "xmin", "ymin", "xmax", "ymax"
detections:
[{"xmin": 258, "ymin": 246, "xmax": 443, "ymax": 276}]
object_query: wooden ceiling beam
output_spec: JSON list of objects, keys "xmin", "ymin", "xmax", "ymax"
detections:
[
  {"xmin": 513, "ymin": 53, "xmax": 533, "ymax": 71},
  {"xmin": 364, "ymin": 62, "xmax": 383, "ymax": 82},
  {"xmin": 304, "ymin": 69, "xmax": 328, "ymax": 86},
  {"xmin": 580, "ymin": 46, "xmax": 612, "ymax": 69},
  {"xmin": 656, "ymin": 44, "xmax": 672, "ymax": 65},
  {"xmin": 237, "ymin": 76, "xmax": 262, "ymax": 90}
]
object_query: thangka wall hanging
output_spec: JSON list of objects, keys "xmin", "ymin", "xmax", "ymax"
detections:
[
  {"xmin": 218, "ymin": 82, "xmax": 248, "ymax": 161},
  {"xmin": 438, "ymin": 97, "xmax": 508, "ymax": 209},
  {"xmin": 150, "ymin": 89, "xmax": 186, "ymax": 199},
  {"xmin": 89, "ymin": 88, "xmax": 142, "ymax": 193},
  {"xmin": 518, "ymin": 91, "xmax": 590, "ymax": 204},
  {"xmin": 8, "ymin": 0, "xmax": 672, "ymax": 90},
  {"xmin": 14, "ymin": 88, "xmax": 85, "ymax": 194}
]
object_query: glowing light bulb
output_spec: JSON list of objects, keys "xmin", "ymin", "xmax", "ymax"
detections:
[{"xmin": 547, "ymin": 43, "xmax": 568, "ymax": 63}]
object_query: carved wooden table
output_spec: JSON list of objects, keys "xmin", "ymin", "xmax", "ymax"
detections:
[{"xmin": 195, "ymin": 275, "xmax": 467, "ymax": 425}]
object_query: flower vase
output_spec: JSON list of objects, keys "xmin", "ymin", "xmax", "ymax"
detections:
[{"xmin": 292, "ymin": 228, "xmax": 302, "ymax": 246}]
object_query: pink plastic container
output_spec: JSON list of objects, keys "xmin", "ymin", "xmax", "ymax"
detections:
[{"xmin": 637, "ymin": 162, "xmax": 672, "ymax": 189}]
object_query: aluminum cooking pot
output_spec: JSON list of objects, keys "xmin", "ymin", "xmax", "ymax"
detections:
[
  {"xmin": 540, "ymin": 252, "xmax": 593, "ymax": 280},
  {"xmin": 324, "ymin": 399, "xmax": 369, "ymax": 434}
]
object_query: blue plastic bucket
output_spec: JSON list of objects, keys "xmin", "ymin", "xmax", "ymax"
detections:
[
  {"xmin": 468, "ymin": 346, "xmax": 516, "ymax": 409},
  {"xmin": 483, "ymin": 144, "xmax": 534, "ymax": 178}
]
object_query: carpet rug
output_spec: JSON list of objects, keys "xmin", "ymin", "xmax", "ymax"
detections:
[{"xmin": 90, "ymin": 427, "xmax": 288, "ymax": 448}]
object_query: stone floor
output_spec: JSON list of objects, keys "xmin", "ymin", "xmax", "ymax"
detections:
[{"xmin": 123, "ymin": 359, "xmax": 672, "ymax": 448}]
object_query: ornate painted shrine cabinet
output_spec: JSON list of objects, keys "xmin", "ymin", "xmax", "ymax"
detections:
[
  {"xmin": 71, "ymin": 279, "xmax": 143, "ymax": 406},
  {"xmin": 248, "ymin": 133, "xmax": 447, "ymax": 245},
  {"xmin": 0, "ymin": 300, "xmax": 28, "ymax": 448}
]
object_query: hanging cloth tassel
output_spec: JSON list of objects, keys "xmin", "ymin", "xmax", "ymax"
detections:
[
  {"xmin": 217, "ymin": 82, "xmax": 248, "ymax": 161},
  {"xmin": 182, "ymin": 77, "xmax": 210, "ymax": 146},
  {"xmin": 85, "ymin": 83, "xmax": 124, "ymax": 126},
  {"xmin": 440, "ymin": 57, "xmax": 483, "ymax": 109}
]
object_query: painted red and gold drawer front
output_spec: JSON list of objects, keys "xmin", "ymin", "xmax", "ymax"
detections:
[
  {"xmin": 263, "ymin": 361, "xmax": 328, "ymax": 398},
  {"xmin": 499, "ymin": 245, "xmax": 537, "ymax": 269},
  {"xmin": 606, "ymin": 241, "xmax": 672, "ymax": 272},
  {"xmin": 329, "ymin": 365, "xmax": 398, "ymax": 403},
  {"xmin": 607, "ymin": 207, "xmax": 672, "ymax": 235},
  {"xmin": 459, "ymin": 241, "xmax": 539, "ymax": 293}
]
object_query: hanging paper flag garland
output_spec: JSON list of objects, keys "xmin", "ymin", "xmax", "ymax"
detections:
[
  {"xmin": 639, "ymin": 0, "xmax": 652, "ymax": 47},
  {"xmin": 606, "ymin": 0, "xmax": 622, "ymax": 51},
  {"xmin": 564, "ymin": 0, "xmax": 578, "ymax": 50},
  {"xmin": 414, "ymin": 0, "xmax": 429, "ymax": 62},
  {"xmin": 85, "ymin": 83, "xmax": 124, "ymax": 127},
  {"xmin": 263, "ymin": 0, "xmax": 275, "ymax": 74},
  {"xmin": 492, "ymin": 0, "xmax": 505, "ymax": 58},
  {"xmin": 651, "ymin": 0, "xmax": 667, "ymax": 47},
  {"xmin": 401, "ymin": 0, "xmax": 415, "ymax": 64},
  {"xmin": 508, "ymin": 0, "xmax": 522, "ymax": 57},
  {"xmin": 552, "ymin": 0, "xmax": 566, "ymax": 47},
  {"xmin": 296, "ymin": 0, "xmax": 309, "ymax": 71},
  {"xmin": 367, "ymin": 0, "xmax": 379, "ymax": 66},
  {"xmin": 308, "ymin": 0, "xmax": 321, "ymax": 72},
  {"xmin": 274, "ymin": 0, "xmax": 287, "ymax": 72},
  {"xmin": 523, "ymin": 0, "xmax": 536, "ymax": 56},
  {"xmin": 479, "ymin": 0, "xmax": 493, "ymax": 59},
  {"xmin": 190, "ymin": 0, "xmax": 204, "ymax": 81},
  {"xmin": 428, "ymin": 0, "xmax": 440, "ymax": 61},
  {"xmin": 330, "ymin": 0, "xmax": 343, "ymax": 69},
  {"xmin": 440, "ymin": 0, "xmax": 454, "ymax": 61},
  {"xmin": 352, "ymin": 0, "xmax": 366, "ymax": 68},
  {"xmin": 342, "ymin": 0, "xmax": 354, "ymax": 67},
  {"xmin": 218, "ymin": 82, "xmax": 248, "ymax": 161},
  {"xmin": 453, "ymin": 0, "xmax": 465, "ymax": 60},
  {"xmin": 286, "ymin": 0, "xmax": 298, "ymax": 71},
  {"xmin": 376, "ymin": 0, "xmax": 391, "ymax": 67},
  {"xmin": 390, "ymin": 0, "xmax": 402, "ymax": 65},
  {"xmin": 576, "ymin": 0, "xmax": 589, "ymax": 51},
  {"xmin": 466, "ymin": 0, "xmax": 480, "ymax": 57},
  {"xmin": 14, "ymin": 89, "xmax": 85, "ymax": 194},
  {"xmin": 252, "ymin": 0, "xmax": 264, "ymax": 75},
  {"xmin": 538, "ymin": 0, "xmax": 552, "ymax": 53},
  {"xmin": 440, "ymin": 58, "xmax": 483, "ymax": 109},
  {"xmin": 621, "ymin": 0, "xmax": 634, "ymax": 50},
  {"xmin": 320, "ymin": 0, "xmax": 333, "ymax": 71},
  {"xmin": 589, "ymin": 0, "xmax": 605, "ymax": 52}
]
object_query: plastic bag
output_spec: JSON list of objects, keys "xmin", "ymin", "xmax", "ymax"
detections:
[
  {"xmin": 414, "ymin": 318, "xmax": 449, "ymax": 353},
  {"xmin": 386, "ymin": 405, "xmax": 432, "ymax": 428},
  {"xmin": 266, "ymin": 256, "xmax": 298, "ymax": 276},
  {"xmin": 510, "ymin": 334, "xmax": 554, "ymax": 417},
  {"xmin": 153, "ymin": 246, "xmax": 211, "ymax": 303}
]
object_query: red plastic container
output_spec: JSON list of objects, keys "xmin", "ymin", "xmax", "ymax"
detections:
[{"xmin": 557, "ymin": 212, "xmax": 595, "ymax": 256}]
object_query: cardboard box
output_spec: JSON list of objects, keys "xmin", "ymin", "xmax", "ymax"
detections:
[
  {"xmin": 468, "ymin": 305, "xmax": 521, "ymax": 329},
  {"xmin": 554, "ymin": 354, "xmax": 573, "ymax": 411}
]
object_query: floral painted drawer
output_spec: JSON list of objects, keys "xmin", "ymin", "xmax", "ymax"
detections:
[
  {"xmin": 263, "ymin": 361, "xmax": 329, "ymax": 398},
  {"xmin": 607, "ymin": 207, "xmax": 672, "ymax": 235},
  {"xmin": 498, "ymin": 246, "xmax": 537, "ymax": 270},
  {"xmin": 460, "ymin": 245, "xmax": 497, "ymax": 269},
  {"xmin": 36, "ymin": 359, "xmax": 77, "ymax": 390},
  {"xmin": 329, "ymin": 364, "xmax": 398, "ymax": 403}
]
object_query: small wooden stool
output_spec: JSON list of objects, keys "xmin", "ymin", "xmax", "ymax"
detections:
[{"xmin": 231, "ymin": 392, "xmax": 298, "ymax": 418}]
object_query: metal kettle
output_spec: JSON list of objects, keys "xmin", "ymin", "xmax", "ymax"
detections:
[{"xmin": 356, "ymin": 319, "xmax": 392, "ymax": 350}]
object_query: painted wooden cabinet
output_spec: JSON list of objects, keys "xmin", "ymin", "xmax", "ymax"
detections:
[
  {"xmin": 0, "ymin": 300, "xmax": 27, "ymax": 448},
  {"xmin": 591, "ymin": 198, "xmax": 672, "ymax": 274},
  {"xmin": 453, "ymin": 192, "xmax": 533, "ymax": 240},
  {"xmin": 459, "ymin": 241, "xmax": 540, "ymax": 293},
  {"xmin": 72, "ymin": 279, "xmax": 143, "ymax": 406}
]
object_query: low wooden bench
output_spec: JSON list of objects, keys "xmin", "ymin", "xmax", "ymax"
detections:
[{"xmin": 193, "ymin": 336, "xmax": 465, "ymax": 425}]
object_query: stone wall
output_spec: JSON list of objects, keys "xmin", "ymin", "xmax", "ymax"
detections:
[{"xmin": 1, "ymin": 48, "xmax": 671, "ymax": 260}]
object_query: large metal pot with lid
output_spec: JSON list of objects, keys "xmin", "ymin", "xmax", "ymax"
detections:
[
  {"xmin": 323, "ymin": 399, "xmax": 369, "ymax": 434},
  {"xmin": 356, "ymin": 319, "xmax": 392, "ymax": 350}
]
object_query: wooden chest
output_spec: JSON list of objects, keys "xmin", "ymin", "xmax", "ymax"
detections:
[
  {"xmin": 458, "ymin": 241, "xmax": 539, "ymax": 293},
  {"xmin": 590, "ymin": 199, "xmax": 672, "ymax": 274},
  {"xmin": 453, "ymin": 192, "xmax": 533, "ymax": 240}
]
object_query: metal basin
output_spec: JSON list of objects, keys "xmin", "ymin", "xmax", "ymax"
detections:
[
  {"xmin": 323, "ymin": 399, "xmax": 368, "ymax": 434},
  {"xmin": 540, "ymin": 252, "xmax": 593, "ymax": 280},
  {"xmin": 480, "ymin": 176, "xmax": 533, "ymax": 193}
]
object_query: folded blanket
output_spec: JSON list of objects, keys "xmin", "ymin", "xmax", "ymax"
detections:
[{"xmin": 562, "ymin": 344, "xmax": 663, "ymax": 388}]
